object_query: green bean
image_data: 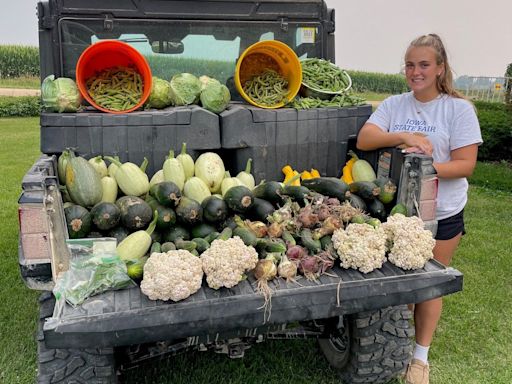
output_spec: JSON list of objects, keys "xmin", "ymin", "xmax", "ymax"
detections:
[
  {"xmin": 85, "ymin": 65, "xmax": 143, "ymax": 112},
  {"xmin": 300, "ymin": 58, "xmax": 351, "ymax": 92},
  {"xmin": 242, "ymin": 69, "xmax": 289, "ymax": 107},
  {"xmin": 288, "ymin": 92, "xmax": 366, "ymax": 110}
]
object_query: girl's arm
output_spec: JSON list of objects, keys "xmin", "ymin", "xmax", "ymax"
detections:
[
  {"xmin": 356, "ymin": 123, "xmax": 433, "ymax": 155},
  {"xmin": 433, "ymin": 144, "xmax": 478, "ymax": 178}
]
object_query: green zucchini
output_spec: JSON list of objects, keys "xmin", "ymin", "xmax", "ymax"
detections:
[
  {"xmin": 349, "ymin": 181, "xmax": 380, "ymax": 200},
  {"xmin": 224, "ymin": 185, "xmax": 254, "ymax": 213},
  {"xmin": 233, "ymin": 227, "xmax": 258, "ymax": 246},
  {"xmin": 163, "ymin": 226, "xmax": 190, "ymax": 242},
  {"xmin": 367, "ymin": 198, "xmax": 387, "ymax": 221},
  {"xmin": 348, "ymin": 193, "xmax": 367, "ymax": 211},
  {"xmin": 252, "ymin": 181, "xmax": 284, "ymax": 206},
  {"xmin": 90, "ymin": 202, "xmax": 121, "ymax": 231},
  {"xmin": 374, "ymin": 178, "xmax": 398, "ymax": 205},
  {"xmin": 64, "ymin": 205, "xmax": 92, "ymax": 239},
  {"xmin": 191, "ymin": 223, "xmax": 217, "ymax": 239},
  {"xmin": 301, "ymin": 177, "xmax": 350, "ymax": 202},
  {"xmin": 150, "ymin": 181, "xmax": 182, "ymax": 208},
  {"xmin": 248, "ymin": 197, "xmax": 275, "ymax": 222},
  {"xmin": 116, "ymin": 196, "xmax": 153, "ymax": 231},
  {"xmin": 280, "ymin": 185, "xmax": 311, "ymax": 203},
  {"xmin": 175, "ymin": 196, "xmax": 203, "ymax": 225},
  {"xmin": 201, "ymin": 196, "xmax": 228, "ymax": 223}
]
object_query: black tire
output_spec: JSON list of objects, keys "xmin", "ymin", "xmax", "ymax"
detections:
[
  {"xmin": 36, "ymin": 292, "xmax": 118, "ymax": 384},
  {"xmin": 318, "ymin": 305, "xmax": 414, "ymax": 384}
]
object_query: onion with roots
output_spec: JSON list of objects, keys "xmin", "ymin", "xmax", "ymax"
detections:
[
  {"xmin": 277, "ymin": 254, "xmax": 297, "ymax": 281},
  {"xmin": 254, "ymin": 254, "xmax": 278, "ymax": 323}
]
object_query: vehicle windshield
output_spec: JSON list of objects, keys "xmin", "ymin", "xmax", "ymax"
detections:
[{"xmin": 59, "ymin": 18, "xmax": 323, "ymax": 88}]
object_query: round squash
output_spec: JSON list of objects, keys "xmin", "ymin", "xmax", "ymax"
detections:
[
  {"xmin": 64, "ymin": 205, "xmax": 92, "ymax": 239},
  {"xmin": 116, "ymin": 196, "xmax": 153, "ymax": 231}
]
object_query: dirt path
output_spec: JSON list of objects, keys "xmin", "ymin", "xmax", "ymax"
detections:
[{"xmin": 0, "ymin": 88, "xmax": 40, "ymax": 96}]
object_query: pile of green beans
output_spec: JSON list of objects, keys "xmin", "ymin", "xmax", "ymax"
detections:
[
  {"xmin": 301, "ymin": 58, "xmax": 350, "ymax": 92},
  {"xmin": 86, "ymin": 66, "xmax": 143, "ymax": 111},
  {"xmin": 288, "ymin": 93, "xmax": 366, "ymax": 109},
  {"xmin": 242, "ymin": 69, "xmax": 289, "ymax": 107}
]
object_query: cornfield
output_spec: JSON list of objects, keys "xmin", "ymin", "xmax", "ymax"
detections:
[
  {"xmin": 0, "ymin": 45, "xmax": 39, "ymax": 78},
  {"xmin": 347, "ymin": 70, "xmax": 408, "ymax": 94}
]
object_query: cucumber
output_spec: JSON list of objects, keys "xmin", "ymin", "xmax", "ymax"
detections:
[
  {"xmin": 175, "ymin": 239, "xmax": 197, "ymax": 252},
  {"xmin": 233, "ymin": 227, "xmax": 258, "ymax": 246},
  {"xmin": 349, "ymin": 181, "xmax": 381, "ymax": 200},
  {"xmin": 217, "ymin": 227, "xmax": 233, "ymax": 240},
  {"xmin": 192, "ymin": 238, "xmax": 210, "ymax": 253},
  {"xmin": 224, "ymin": 185, "xmax": 254, "ymax": 213},
  {"xmin": 161, "ymin": 242, "xmax": 176, "ymax": 252},
  {"xmin": 390, "ymin": 203, "xmax": 409, "ymax": 216},
  {"xmin": 252, "ymin": 181, "xmax": 284, "ymax": 206},
  {"xmin": 301, "ymin": 177, "xmax": 350, "ymax": 201},
  {"xmin": 248, "ymin": 197, "xmax": 275, "ymax": 222},
  {"xmin": 204, "ymin": 231, "xmax": 220, "ymax": 244},
  {"xmin": 150, "ymin": 242, "xmax": 162, "ymax": 254},
  {"xmin": 319, "ymin": 235, "xmax": 333, "ymax": 251},
  {"xmin": 300, "ymin": 228, "xmax": 322, "ymax": 253},
  {"xmin": 348, "ymin": 193, "xmax": 367, "ymax": 211}
]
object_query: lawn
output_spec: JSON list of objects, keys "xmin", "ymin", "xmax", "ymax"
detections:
[
  {"xmin": 0, "ymin": 117, "xmax": 511, "ymax": 384},
  {"xmin": 0, "ymin": 76, "xmax": 40, "ymax": 89}
]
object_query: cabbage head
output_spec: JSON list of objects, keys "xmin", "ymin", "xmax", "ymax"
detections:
[
  {"xmin": 200, "ymin": 81, "xmax": 231, "ymax": 114},
  {"xmin": 199, "ymin": 75, "xmax": 220, "ymax": 91},
  {"xmin": 41, "ymin": 75, "xmax": 82, "ymax": 113},
  {"xmin": 146, "ymin": 76, "xmax": 172, "ymax": 109},
  {"xmin": 169, "ymin": 73, "xmax": 201, "ymax": 106}
]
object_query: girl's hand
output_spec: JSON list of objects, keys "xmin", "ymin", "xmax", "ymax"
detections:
[{"xmin": 400, "ymin": 133, "xmax": 433, "ymax": 155}]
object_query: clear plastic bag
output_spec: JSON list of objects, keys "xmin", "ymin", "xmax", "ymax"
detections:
[{"xmin": 53, "ymin": 238, "xmax": 135, "ymax": 307}]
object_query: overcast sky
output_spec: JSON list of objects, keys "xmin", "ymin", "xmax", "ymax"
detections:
[{"xmin": 1, "ymin": 0, "xmax": 511, "ymax": 78}]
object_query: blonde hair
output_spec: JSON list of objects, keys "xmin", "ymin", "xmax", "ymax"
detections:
[{"xmin": 407, "ymin": 34, "xmax": 465, "ymax": 99}]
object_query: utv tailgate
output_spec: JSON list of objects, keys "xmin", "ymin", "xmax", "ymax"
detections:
[{"xmin": 43, "ymin": 260, "xmax": 462, "ymax": 349}]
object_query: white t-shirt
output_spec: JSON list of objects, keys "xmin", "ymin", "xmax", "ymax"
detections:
[{"xmin": 367, "ymin": 92, "xmax": 482, "ymax": 220}]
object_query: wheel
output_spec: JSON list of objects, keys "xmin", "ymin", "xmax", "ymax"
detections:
[
  {"xmin": 36, "ymin": 292, "xmax": 118, "ymax": 384},
  {"xmin": 318, "ymin": 305, "xmax": 414, "ymax": 384}
]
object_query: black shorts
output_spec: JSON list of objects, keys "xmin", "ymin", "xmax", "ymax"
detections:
[{"xmin": 435, "ymin": 209, "xmax": 465, "ymax": 240}]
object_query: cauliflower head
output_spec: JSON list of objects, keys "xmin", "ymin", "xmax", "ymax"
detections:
[
  {"xmin": 332, "ymin": 223, "xmax": 387, "ymax": 273},
  {"xmin": 201, "ymin": 236, "xmax": 258, "ymax": 289},
  {"xmin": 382, "ymin": 213, "xmax": 436, "ymax": 270},
  {"xmin": 141, "ymin": 250, "xmax": 203, "ymax": 302}
]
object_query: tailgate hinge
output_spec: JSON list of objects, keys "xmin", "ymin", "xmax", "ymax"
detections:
[
  {"xmin": 280, "ymin": 17, "xmax": 288, "ymax": 32},
  {"xmin": 103, "ymin": 15, "xmax": 114, "ymax": 31}
]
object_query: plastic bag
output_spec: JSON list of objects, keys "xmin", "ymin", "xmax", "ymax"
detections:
[{"xmin": 53, "ymin": 238, "xmax": 135, "ymax": 307}]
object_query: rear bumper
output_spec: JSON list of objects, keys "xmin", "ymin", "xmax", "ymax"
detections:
[{"xmin": 44, "ymin": 261, "xmax": 462, "ymax": 349}]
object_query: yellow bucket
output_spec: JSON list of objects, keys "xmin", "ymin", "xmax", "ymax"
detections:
[{"xmin": 235, "ymin": 40, "xmax": 302, "ymax": 109}]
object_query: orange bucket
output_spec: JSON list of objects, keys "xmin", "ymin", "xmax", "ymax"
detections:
[
  {"xmin": 235, "ymin": 40, "xmax": 302, "ymax": 109},
  {"xmin": 76, "ymin": 40, "xmax": 152, "ymax": 114}
]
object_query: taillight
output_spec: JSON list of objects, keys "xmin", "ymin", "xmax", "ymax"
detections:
[
  {"xmin": 418, "ymin": 176, "xmax": 438, "ymax": 222},
  {"xmin": 18, "ymin": 205, "xmax": 52, "ymax": 262}
]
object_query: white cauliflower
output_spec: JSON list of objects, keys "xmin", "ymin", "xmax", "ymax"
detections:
[
  {"xmin": 140, "ymin": 250, "xmax": 203, "ymax": 302},
  {"xmin": 201, "ymin": 236, "xmax": 259, "ymax": 289},
  {"xmin": 332, "ymin": 223, "xmax": 387, "ymax": 273},
  {"xmin": 382, "ymin": 214, "xmax": 436, "ymax": 270}
]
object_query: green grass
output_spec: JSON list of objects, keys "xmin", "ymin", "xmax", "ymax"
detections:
[
  {"xmin": 0, "ymin": 117, "xmax": 511, "ymax": 383},
  {"xmin": 0, "ymin": 76, "xmax": 40, "ymax": 89},
  {"xmin": 354, "ymin": 91, "xmax": 392, "ymax": 102}
]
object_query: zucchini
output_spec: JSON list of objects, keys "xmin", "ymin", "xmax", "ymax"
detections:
[
  {"xmin": 252, "ymin": 181, "xmax": 284, "ymax": 206},
  {"xmin": 348, "ymin": 193, "xmax": 367, "ymax": 211},
  {"xmin": 116, "ymin": 196, "xmax": 153, "ymax": 231},
  {"xmin": 104, "ymin": 156, "xmax": 150, "ymax": 197},
  {"xmin": 224, "ymin": 185, "xmax": 254, "ymax": 213},
  {"xmin": 163, "ymin": 149, "xmax": 185, "ymax": 191},
  {"xmin": 367, "ymin": 198, "xmax": 387, "ymax": 221},
  {"xmin": 191, "ymin": 223, "xmax": 217, "ymax": 239},
  {"xmin": 64, "ymin": 205, "xmax": 92, "ymax": 239},
  {"xmin": 201, "ymin": 196, "xmax": 228, "ymax": 223},
  {"xmin": 116, "ymin": 213, "xmax": 158, "ymax": 261},
  {"xmin": 301, "ymin": 177, "xmax": 350, "ymax": 202},
  {"xmin": 90, "ymin": 202, "xmax": 121, "ymax": 231},
  {"xmin": 349, "ymin": 181, "xmax": 381, "ymax": 200},
  {"xmin": 374, "ymin": 178, "xmax": 398, "ymax": 204},
  {"xmin": 248, "ymin": 197, "xmax": 275, "ymax": 222},
  {"xmin": 107, "ymin": 226, "xmax": 130, "ymax": 244},
  {"xmin": 65, "ymin": 152, "xmax": 103, "ymax": 208},
  {"xmin": 150, "ymin": 181, "xmax": 182, "ymax": 208},
  {"xmin": 281, "ymin": 185, "xmax": 311, "ymax": 203},
  {"xmin": 163, "ymin": 226, "xmax": 190, "ymax": 242},
  {"xmin": 175, "ymin": 196, "xmax": 203, "ymax": 225}
]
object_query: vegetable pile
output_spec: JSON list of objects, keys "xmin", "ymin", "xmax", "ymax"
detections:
[{"xmin": 58, "ymin": 147, "xmax": 436, "ymax": 320}]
